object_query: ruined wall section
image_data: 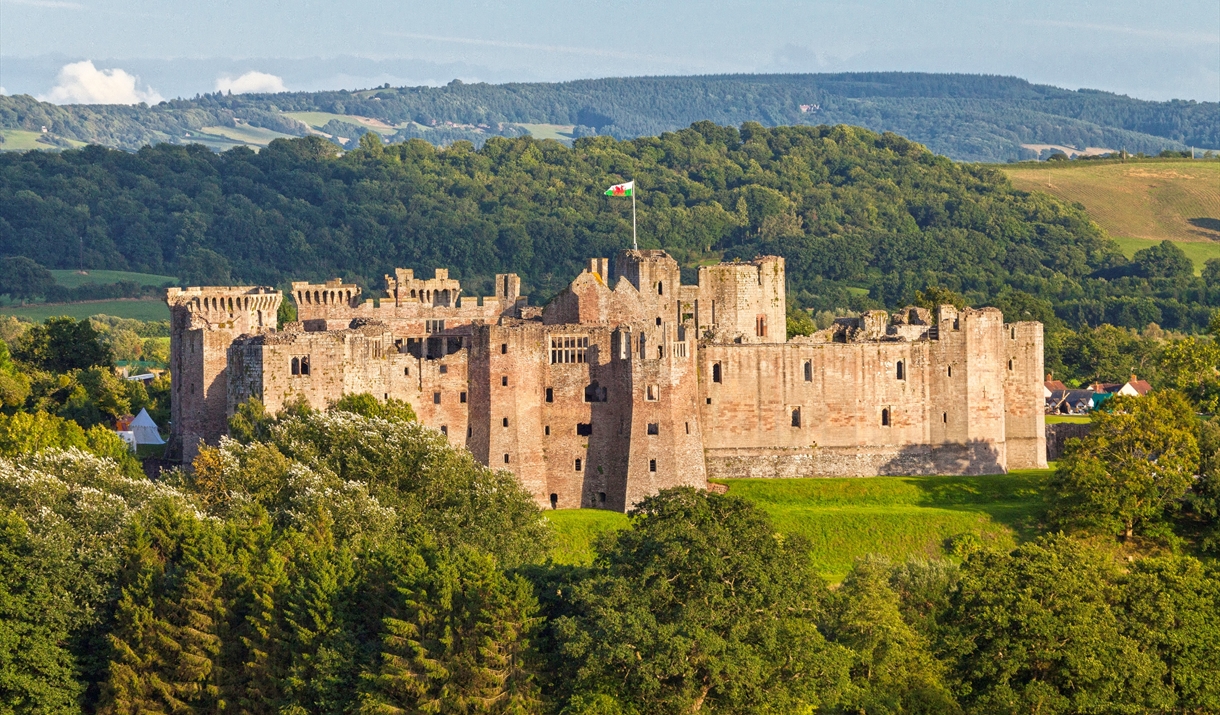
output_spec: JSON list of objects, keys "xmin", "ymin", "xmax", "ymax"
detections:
[
  {"xmin": 167, "ymin": 286, "xmax": 281, "ymax": 463},
  {"xmin": 694, "ymin": 257, "xmax": 785, "ymax": 343},
  {"xmin": 1003, "ymin": 321, "xmax": 1048, "ymax": 469}
]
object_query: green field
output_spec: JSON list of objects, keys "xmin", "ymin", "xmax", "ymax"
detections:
[
  {"xmin": 1002, "ymin": 159, "xmax": 1220, "ymax": 274},
  {"xmin": 546, "ymin": 471, "xmax": 1049, "ymax": 581},
  {"xmin": 194, "ymin": 124, "xmax": 298, "ymax": 148},
  {"xmin": 49, "ymin": 269, "xmax": 176, "ymax": 288},
  {"xmin": 0, "ymin": 299, "xmax": 169, "ymax": 322},
  {"xmin": 283, "ymin": 112, "xmax": 401, "ymax": 136},
  {"xmin": 0, "ymin": 129, "xmax": 87, "ymax": 152},
  {"xmin": 518, "ymin": 123, "xmax": 577, "ymax": 143}
]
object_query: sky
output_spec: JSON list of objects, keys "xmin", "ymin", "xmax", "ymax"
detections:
[{"xmin": 1, "ymin": 0, "xmax": 1217, "ymax": 103}]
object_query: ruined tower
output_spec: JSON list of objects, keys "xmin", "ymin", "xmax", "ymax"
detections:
[{"xmin": 166, "ymin": 286, "xmax": 281, "ymax": 463}]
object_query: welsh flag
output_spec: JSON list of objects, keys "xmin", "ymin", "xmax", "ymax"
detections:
[{"xmin": 604, "ymin": 180, "xmax": 633, "ymax": 197}]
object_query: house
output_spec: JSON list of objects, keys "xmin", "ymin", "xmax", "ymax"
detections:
[
  {"xmin": 1043, "ymin": 373, "xmax": 1067, "ymax": 399},
  {"xmin": 1089, "ymin": 375, "xmax": 1151, "ymax": 398},
  {"xmin": 1046, "ymin": 389, "xmax": 1095, "ymax": 415}
]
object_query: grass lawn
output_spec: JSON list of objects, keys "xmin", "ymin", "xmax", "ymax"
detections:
[
  {"xmin": 545, "ymin": 470, "xmax": 1050, "ymax": 582},
  {"xmin": 1001, "ymin": 159, "xmax": 1220, "ymax": 274},
  {"xmin": 0, "ymin": 299, "xmax": 170, "ymax": 322},
  {"xmin": 50, "ymin": 269, "xmax": 176, "ymax": 288},
  {"xmin": 1045, "ymin": 415, "xmax": 1091, "ymax": 424}
]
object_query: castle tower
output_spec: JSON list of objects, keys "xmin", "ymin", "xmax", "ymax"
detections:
[
  {"xmin": 695, "ymin": 256, "xmax": 785, "ymax": 343},
  {"xmin": 166, "ymin": 286, "xmax": 281, "ymax": 463}
]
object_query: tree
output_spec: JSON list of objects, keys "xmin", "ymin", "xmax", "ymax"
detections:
[
  {"xmin": 1133, "ymin": 240, "xmax": 1194, "ymax": 279},
  {"xmin": 1049, "ymin": 391, "xmax": 1200, "ymax": 538},
  {"xmin": 0, "ymin": 256, "xmax": 55, "ymax": 301},
  {"xmin": 1157, "ymin": 336, "xmax": 1220, "ymax": 413},
  {"xmin": 1189, "ymin": 418, "xmax": 1220, "ymax": 552},
  {"xmin": 823, "ymin": 556, "xmax": 960, "ymax": 714},
  {"xmin": 329, "ymin": 393, "xmax": 416, "ymax": 423},
  {"xmin": 914, "ymin": 286, "xmax": 965, "ymax": 311},
  {"xmin": 13, "ymin": 316, "xmax": 112, "ymax": 372},
  {"xmin": 940, "ymin": 535, "xmax": 1172, "ymax": 714},
  {"xmin": 553, "ymin": 488, "xmax": 850, "ymax": 713}
]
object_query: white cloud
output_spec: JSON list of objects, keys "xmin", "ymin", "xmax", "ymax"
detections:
[
  {"xmin": 214, "ymin": 71, "xmax": 286, "ymax": 95},
  {"xmin": 40, "ymin": 60, "xmax": 163, "ymax": 104}
]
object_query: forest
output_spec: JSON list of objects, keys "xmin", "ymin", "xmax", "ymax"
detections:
[{"xmin": 2, "ymin": 72, "xmax": 1216, "ymax": 161}]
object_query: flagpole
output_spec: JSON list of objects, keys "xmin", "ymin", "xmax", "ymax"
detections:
[{"xmin": 631, "ymin": 181, "xmax": 638, "ymax": 251}]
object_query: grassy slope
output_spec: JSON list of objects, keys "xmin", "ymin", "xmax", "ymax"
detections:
[
  {"xmin": 519, "ymin": 124, "xmax": 576, "ymax": 143},
  {"xmin": 49, "ymin": 269, "xmax": 176, "ymax": 288},
  {"xmin": 0, "ymin": 299, "xmax": 169, "ymax": 322},
  {"xmin": 195, "ymin": 124, "xmax": 297, "ymax": 148},
  {"xmin": 284, "ymin": 112, "xmax": 401, "ymax": 136},
  {"xmin": 546, "ymin": 470, "xmax": 1049, "ymax": 582},
  {"xmin": 1002, "ymin": 159, "xmax": 1220, "ymax": 274},
  {"xmin": 0, "ymin": 129, "xmax": 87, "ymax": 151}
]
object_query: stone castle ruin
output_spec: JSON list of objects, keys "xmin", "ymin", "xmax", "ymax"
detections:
[{"xmin": 167, "ymin": 250, "xmax": 1046, "ymax": 511}]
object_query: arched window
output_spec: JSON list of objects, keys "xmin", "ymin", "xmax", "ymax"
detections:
[
  {"xmin": 896, "ymin": 361, "xmax": 905, "ymax": 380},
  {"xmin": 549, "ymin": 493, "xmax": 557, "ymax": 509},
  {"xmin": 300, "ymin": 357, "xmax": 310, "ymax": 375},
  {"xmin": 804, "ymin": 361, "xmax": 812, "ymax": 382},
  {"xmin": 881, "ymin": 408, "xmax": 890, "ymax": 426},
  {"xmin": 791, "ymin": 408, "xmax": 801, "ymax": 427},
  {"xmin": 712, "ymin": 363, "xmax": 722, "ymax": 383},
  {"xmin": 291, "ymin": 357, "xmax": 300, "ymax": 375}
]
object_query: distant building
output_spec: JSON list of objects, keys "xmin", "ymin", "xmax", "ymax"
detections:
[{"xmin": 167, "ymin": 250, "xmax": 1046, "ymax": 511}]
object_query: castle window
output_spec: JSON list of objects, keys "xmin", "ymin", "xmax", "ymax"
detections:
[
  {"xmin": 657, "ymin": 281, "xmax": 663, "ymax": 295},
  {"xmin": 502, "ymin": 376, "xmax": 508, "ymax": 386},
  {"xmin": 300, "ymin": 357, "xmax": 310, "ymax": 375},
  {"xmin": 947, "ymin": 366, "xmax": 952, "ymax": 377},
  {"xmin": 549, "ymin": 493, "xmax": 557, "ymax": 509},
  {"xmin": 881, "ymin": 408, "xmax": 890, "ymax": 426},
  {"xmin": 575, "ymin": 458, "xmax": 582, "ymax": 472},
  {"xmin": 1011, "ymin": 327, "xmax": 1016, "ymax": 339},
  {"xmin": 647, "ymin": 423, "xmax": 659, "ymax": 435},
  {"xmin": 576, "ymin": 423, "xmax": 593, "ymax": 436},
  {"xmin": 426, "ymin": 319, "xmax": 445, "ymax": 334},
  {"xmin": 943, "ymin": 412, "xmax": 948, "ymax": 423},
  {"xmin": 706, "ymin": 397, "xmax": 712, "ymax": 405},
  {"xmin": 460, "ymin": 392, "xmax": 467, "ymax": 403},
  {"xmin": 467, "ymin": 426, "xmax": 472, "ymax": 438},
  {"xmin": 404, "ymin": 367, "xmax": 410, "ymax": 376},
  {"xmin": 584, "ymin": 382, "xmax": 607, "ymax": 402},
  {"xmin": 804, "ymin": 361, "xmax": 812, "ymax": 382},
  {"xmin": 503, "ymin": 417, "xmax": 509, "ymax": 427},
  {"xmin": 598, "ymin": 492, "xmax": 606, "ymax": 505},
  {"xmin": 953, "ymin": 318, "xmax": 960, "ymax": 330},
  {"xmin": 505, "ymin": 454, "xmax": 511, "ymax": 464},
  {"xmin": 440, "ymin": 425, "xmax": 448, "ymax": 436},
  {"xmin": 756, "ymin": 315, "xmax": 767, "ymax": 337},
  {"xmin": 546, "ymin": 387, "xmax": 554, "ymax": 402},
  {"xmin": 646, "ymin": 385, "xmax": 659, "ymax": 401},
  {"xmin": 896, "ymin": 361, "xmax": 905, "ymax": 380},
  {"xmin": 432, "ymin": 392, "xmax": 441, "ymax": 404},
  {"xmin": 656, "ymin": 317, "xmax": 662, "ymax": 326},
  {"xmin": 1008, "ymin": 359, "xmax": 1014, "ymax": 371},
  {"xmin": 501, "ymin": 343, "xmax": 508, "ymax": 354},
  {"xmin": 791, "ymin": 408, "xmax": 801, "ymax": 427},
  {"xmin": 649, "ymin": 459, "xmax": 657, "ymax": 472},
  {"xmin": 291, "ymin": 357, "xmax": 300, "ymax": 375},
  {"xmin": 439, "ymin": 365, "xmax": 448, "ymax": 374},
  {"xmin": 657, "ymin": 345, "xmax": 664, "ymax": 359},
  {"xmin": 712, "ymin": 362, "xmax": 722, "ymax": 383},
  {"xmin": 685, "ymin": 422, "xmax": 690, "ymax": 434},
  {"xmin": 545, "ymin": 426, "xmax": 550, "ymax": 435},
  {"xmin": 550, "ymin": 336, "xmax": 589, "ymax": 364}
]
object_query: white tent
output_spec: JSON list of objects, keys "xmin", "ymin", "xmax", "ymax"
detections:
[{"xmin": 128, "ymin": 408, "xmax": 165, "ymax": 445}]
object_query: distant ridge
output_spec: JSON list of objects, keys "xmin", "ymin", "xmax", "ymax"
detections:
[{"xmin": 2, "ymin": 72, "xmax": 1216, "ymax": 162}]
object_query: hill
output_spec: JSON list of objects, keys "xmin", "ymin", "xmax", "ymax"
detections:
[
  {"xmin": 1002, "ymin": 158, "xmax": 1220, "ymax": 275},
  {"xmin": 2, "ymin": 72, "xmax": 1216, "ymax": 162},
  {"xmin": 0, "ymin": 126, "xmax": 1215, "ymax": 335}
]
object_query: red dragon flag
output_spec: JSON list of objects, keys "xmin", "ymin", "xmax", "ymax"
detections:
[{"xmin": 604, "ymin": 180, "xmax": 634, "ymax": 197}]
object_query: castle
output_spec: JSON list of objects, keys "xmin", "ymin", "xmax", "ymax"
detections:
[{"xmin": 167, "ymin": 250, "xmax": 1046, "ymax": 511}]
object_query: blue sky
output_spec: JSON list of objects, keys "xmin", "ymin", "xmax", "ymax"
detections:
[{"xmin": 1, "ymin": 0, "xmax": 1217, "ymax": 102}]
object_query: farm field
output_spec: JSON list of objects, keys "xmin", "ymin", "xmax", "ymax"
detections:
[
  {"xmin": 1002, "ymin": 159, "xmax": 1220, "ymax": 273},
  {"xmin": 1, "ymin": 129, "xmax": 87, "ymax": 151},
  {"xmin": 546, "ymin": 470, "xmax": 1049, "ymax": 581},
  {"xmin": 49, "ymin": 269, "xmax": 176, "ymax": 288},
  {"xmin": 284, "ymin": 112, "xmax": 401, "ymax": 135},
  {"xmin": 195, "ymin": 124, "xmax": 297, "ymax": 148},
  {"xmin": 0, "ymin": 299, "xmax": 169, "ymax": 322}
]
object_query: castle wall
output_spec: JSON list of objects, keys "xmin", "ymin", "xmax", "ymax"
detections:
[
  {"xmin": 695, "ymin": 257, "xmax": 786, "ymax": 342},
  {"xmin": 1003, "ymin": 321, "xmax": 1048, "ymax": 469}
]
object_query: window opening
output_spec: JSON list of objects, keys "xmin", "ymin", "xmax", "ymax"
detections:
[
  {"xmin": 649, "ymin": 459, "xmax": 657, "ymax": 472},
  {"xmin": 439, "ymin": 365, "xmax": 448, "ymax": 374},
  {"xmin": 646, "ymin": 385, "xmax": 659, "ymax": 401},
  {"xmin": 300, "ymin": 357, "xmax": 310, "ymax": 375},
  {"xmin": 291, "ymin": 357, "xmax": 300, "ymax": 375},
  {"xmin": 947, "ymin": 366, "xmax": 952, "ymax": 377},
  {"xmin": 550, "ymin": 336, "xmax": 589, "ymax": 364},
  {"xmin": 404, "ymin": 366, "xmax": 410, "ymax": 376},
  {"xmin": 685, "ymin": 422, "xmax": 690, "ymax": 434},
  {"xmin": 756, "ymin": 315, "xmax": 767, "ymax": 337},
  {"xmin": 791, "ymin": 408, "xmax": 801, "ymax": 427},
  {"xmin": 545, "ymin": 426, "xmax": 551, "ymax": 435},
  {"xmin": 502, "ymin": 376, "xmax": 508, "ymax": 386},
  {"xmin": 584, "ymin": 382, "xmax": 608, "ymax": 402},
  {"xmin": 896, "ymin": 361, "xmax": 905, "ymax": 380},
  {"xmin": 426, "ymin": 319, "xmax": 445, "ymax": 333},
  {"xmin": 712, "ymin": 363, "xmax": 722, "ymax": 383},
  {"xmin": 546, "ymin": 387, "xmax": 554, "ymax": 403},
  {"xmin": 503, "ymin": 417, "xmax": 509, "ymax": 427},
  {"xmin": 433, "ymin": 392, "xmax": 441, "ymax": 404},
  {"xmin": 504, "ymin": 454, "xmax": 510, "ymax": 464},
  {"xmin": 804, "ymin": 361, "xmax": 812, "ymax": 382},
  {"xmin": 1008, "ymin": 359, "xmax": 1014, "ymax": 371},
  {"xmin": 882, "ymin": 408, "xmax": 890, "ymax": 426},
  {"xmin": 943, "ymin": 412, "xmax": 948, "ymax": 423},
  {"xmin": 574, "ymin": 458, "xmax": 582, "ymax": 472},
  {"xmin": 501, "ymin": 343, "xmax": 508, "ymax": 354},
  {"xmin": 576, "ymin": 423, "xmax": 593, "ymax": 436},
  {"xmin": 598, "ymin": 492, "xmax": 606, "ymax": 505},
  {"xmin": 549, "ymin": 493, "xmax": 557, "ymax": 509},
  {"xmin": 647, "ymin": 423, "xmax": 659, "ymax": 435},
  {"xmin": 460, "ymin": 392, "xmax": 467, "ymax": 403},
  {"xmin": 657, "ymin": 281, "xmax": 663, "ymax": 295},
  {"xmin": 656, "ymin": 317, "xmax": 662, "ymax": 326}
]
